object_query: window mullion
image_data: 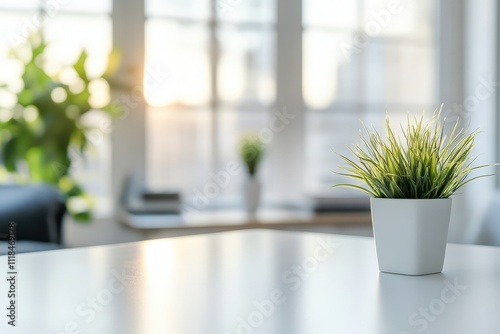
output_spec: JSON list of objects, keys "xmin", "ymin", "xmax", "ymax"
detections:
[
  {"xmin": 111, "ymin": 0, "xmax": 146, "ymax": 211},
  {"xmin": 269, "ymin": 0, "xmax": 304, "ymax": 204}
]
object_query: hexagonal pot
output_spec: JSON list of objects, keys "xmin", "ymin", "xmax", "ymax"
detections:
[{"xmin": 370, "ymin": 198, "xmax": 452, "ymax": 275}]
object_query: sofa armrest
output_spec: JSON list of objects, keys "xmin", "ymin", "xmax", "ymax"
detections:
[{"xmin": 0, "ymin": 185, "xmax": 66, "ymax": 244}]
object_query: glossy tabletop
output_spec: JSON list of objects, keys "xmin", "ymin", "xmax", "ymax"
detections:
[{"xmin": 1, "ymin": 230, "xmax": 500, "ymax": 334}]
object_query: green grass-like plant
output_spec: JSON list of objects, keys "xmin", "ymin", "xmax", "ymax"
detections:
[
  {"xmin": 332, "ymin": 111, "xmax": 497, "ymax": 198},
  {"xmin": 240, "ymin": 134, "xmax": 264, "ymax": 177}
]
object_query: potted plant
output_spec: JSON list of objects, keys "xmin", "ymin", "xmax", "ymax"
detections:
[
  {"xmin": 240, "ymin": 134, "xmax": 264, "ymax": 215},
  {"xmin": 0, "ymin": 35, "xmax": 121, "ymax": 221},
  {"xmin": 332, "ymin": 111, "xmax": 496, "ymax": 275}
]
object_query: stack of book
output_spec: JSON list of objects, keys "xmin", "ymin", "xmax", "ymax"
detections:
[{"xmin": 118, "ymin": 175, "xmax": 184, "ymax": 229}]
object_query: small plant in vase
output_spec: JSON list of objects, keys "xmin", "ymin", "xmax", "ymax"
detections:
[
  {"xmin": 240, "ymin": 134, "xmax": 264, "ymax": 215},
  {"xmin": 332, "ymin": 110, "xmax": 497, "ymax": 275}
]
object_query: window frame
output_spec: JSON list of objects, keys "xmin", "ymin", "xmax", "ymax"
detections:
[
  {"xmin": 111, "ymin": 0, "xmax": 440, "ymax": 209},
  {"xmin": 1, "ymin": 0, "xmax": 443, "ymax": 213}
]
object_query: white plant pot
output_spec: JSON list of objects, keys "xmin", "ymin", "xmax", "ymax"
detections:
[
  {"xmin": 371, "ymin": 198, "xmax": 452, "ymax": 276},
  {"xmin": 243, "ymin": 177, "xmax": 261, "ymax": 215}
]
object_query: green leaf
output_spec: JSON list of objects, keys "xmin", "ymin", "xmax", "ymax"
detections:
[
  {"xmin": 102, "ymin": 48, "xmax": 122, "ymax": 79},
  {"xmin": 2, "ymin": 139, "xmax": 17, "ymax": 172},
  {"xmin": 74, "ymin": 50, "xmax": 89, "ymax": 83},
  {"xmin": 73, "ymin": 211, "xmax": 92, "ymax": 222}
]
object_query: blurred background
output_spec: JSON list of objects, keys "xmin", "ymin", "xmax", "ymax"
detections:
[{"xmin": 0, "ymin": 0, "xmax": 498, "ymax": 251}]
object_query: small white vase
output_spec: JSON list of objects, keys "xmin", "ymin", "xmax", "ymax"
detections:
[
  {"xmin": 243, "ymin": 177, "xmax": 261, "ymax": 215},
  {"xmin": 371, "ymin": 198, "xmax": 452, "ymax": 276}
]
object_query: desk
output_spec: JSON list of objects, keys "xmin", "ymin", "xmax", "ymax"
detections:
[{"xmin": 1, "ymin": 230, "xmax": 499, "ymax": 333}]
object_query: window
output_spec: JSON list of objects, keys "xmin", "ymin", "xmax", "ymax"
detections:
[
  {"xmin": 303, "ymin": 0, "xmax": 437, "ymax": 197},
  {"xmin": 145, "ymin": 0, "xmax": 276, "ymax": 204},
  {"xmin": 0, "ymin": 0, "xmax": 113, "ymax": 214},
  {"xmin": 0, "ymin": 0, "xmax": 439, "ymax": 213},
  {"xmin": 144, "ymin": 0, "xmax": 437, "ymax": 205}
]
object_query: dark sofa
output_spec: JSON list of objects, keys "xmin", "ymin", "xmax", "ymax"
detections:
[{"xmin": 0, "ymin": 185, "xmax": 66, "ymax": 255}]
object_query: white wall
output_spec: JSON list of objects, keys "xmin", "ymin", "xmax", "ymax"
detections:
[
  {"xmin": 446, "ymin": 0, "xmax": 498, "ymax": 243},
  {"xmin": 439, "ymin": 0, "xmax": 466, "ymax": 242},
  {"xmin": 462, "ymin": 0, "xmax": 498, "ymax": 243}
]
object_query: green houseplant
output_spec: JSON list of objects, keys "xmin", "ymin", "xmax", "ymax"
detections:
[
  {"xmin": 240, "ymin": 134, "xmax": 264, "ymax": 215},
  {"xmin": 332, "ymin": 111, "xmax": 496, "ymax": 275},
  {"xmin": 0, "ymin": 35, "xmax": 122, "ymax": 221}
]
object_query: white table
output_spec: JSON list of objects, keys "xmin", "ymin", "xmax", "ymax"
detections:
[{"xmin": 1, "ymin": 230, "xmax": 499, "ymax": 333}]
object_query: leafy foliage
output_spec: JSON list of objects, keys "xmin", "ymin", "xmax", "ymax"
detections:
[
  {"xmin": 240, "ymin": 134, "xmax": 264, "ymax": 177},
  {"xmin": 332, "ymin": 111, "xmax": 497, "ymax": 198},
  {"xmin": 0, "ymin": 35, "xmax": 122, "ymax": 221}
]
